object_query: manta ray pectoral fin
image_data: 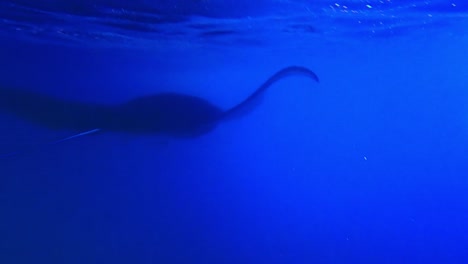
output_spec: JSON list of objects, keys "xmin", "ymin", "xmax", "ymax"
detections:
[{"xmin": 221, "ymin": 66, "xmax": 320, "ymax": 120}]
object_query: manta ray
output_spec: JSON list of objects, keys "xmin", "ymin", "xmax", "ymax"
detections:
[{"xmin": 0, "ymin": 66, "xmax": 319, "ymax": 153}]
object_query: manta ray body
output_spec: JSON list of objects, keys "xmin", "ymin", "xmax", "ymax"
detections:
[{"xmin": 0, "ymin": 66, "xmax": 319, "ymax": 139}]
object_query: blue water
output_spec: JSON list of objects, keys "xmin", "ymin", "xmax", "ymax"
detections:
[{"xmin": 1, "ymin": 0, "xmax": 468, "ymax": 263}]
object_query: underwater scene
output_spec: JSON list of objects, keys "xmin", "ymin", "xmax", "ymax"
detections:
[{"xmin": 0, "ymin": 0, "xmax": 468, "ymax": 263}]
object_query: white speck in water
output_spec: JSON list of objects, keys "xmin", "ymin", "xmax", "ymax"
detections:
[
  {"xmin": 364, "ymin": 156, "xmax": 368, "ymax": 161},
  {"xmin": 366, "ymin": 4, "xmax": 373, "ymax": 9}
]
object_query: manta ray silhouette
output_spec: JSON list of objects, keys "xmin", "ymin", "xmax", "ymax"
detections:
[{"xmin": 0, "ymin": 66, "xmax": 319, "ymax": 139}]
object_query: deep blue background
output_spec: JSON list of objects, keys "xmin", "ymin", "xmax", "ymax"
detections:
[{"xmin": 1, "ymin": 0, "xmax": 468, "ymax": 263}]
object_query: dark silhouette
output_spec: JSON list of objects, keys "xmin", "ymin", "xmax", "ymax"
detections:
[{"xmin": 0, "ymin": 66, "xmax": 319, "ymax": 138}]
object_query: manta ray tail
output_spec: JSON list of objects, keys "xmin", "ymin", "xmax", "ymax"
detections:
[
  {"xmin": 50, "ymin": 128, "xmax": 101, "ymax": 144},
  {"xmin": 221, "ymin": 66, "xmax": 319, "ymax": 120},
  {"xmin": 0, "ymin": 128, "xmax": 101, "ymax": 159}
]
